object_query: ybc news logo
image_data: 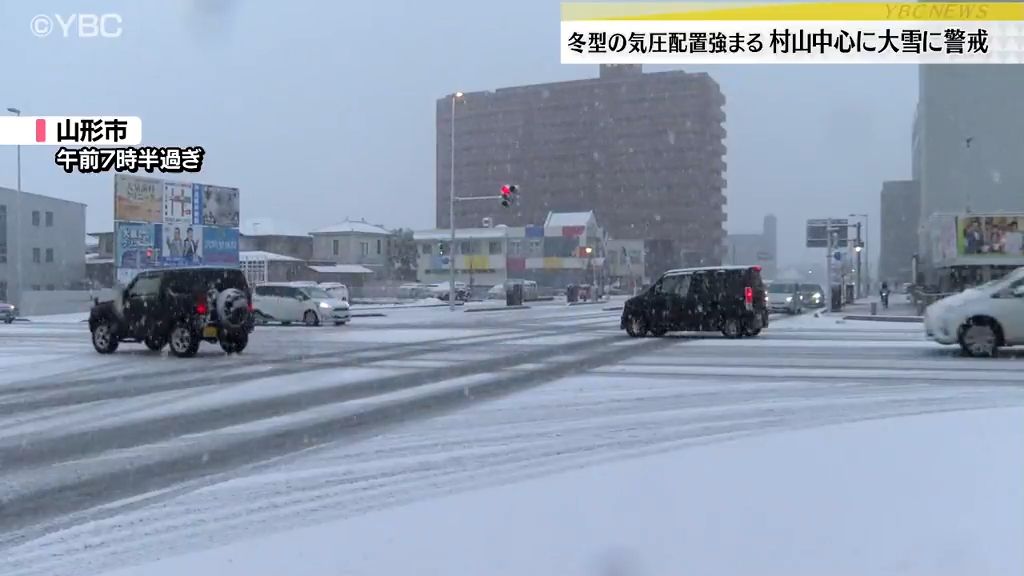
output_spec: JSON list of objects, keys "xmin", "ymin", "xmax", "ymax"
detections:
[{"xmin": 30, "ymin": 13, "xmax": 123, "ymax": 39}]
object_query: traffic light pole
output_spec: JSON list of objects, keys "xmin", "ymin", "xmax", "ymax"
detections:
[{"xmin": 448, "ymin": 194, "xmax": 503, "ymax": 309}]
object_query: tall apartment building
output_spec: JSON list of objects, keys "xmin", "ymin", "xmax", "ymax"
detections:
[{"xmin": 436, "ymin": 64, "xmax": 727, "ymax": 276}]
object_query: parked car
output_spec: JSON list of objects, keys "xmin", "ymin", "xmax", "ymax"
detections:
[
  {"xmin": 487, "ymin": 279, "xmax": 539, "ymax": 301},
  {"xmin": 766, "ymin": 281, "xmax": 804, "ymax": 314},
  {"xmin": 924, "ymin": 266, "xmax": 1024, "ymax": 357},
  {"xmin": 253, "ymin": 283, "xmax": 350, "ymax": 326},
  {"xmin": 0, "ymin": 302, "xmax": 16, "ymax": 324},
  {"xmin": 621, "ymin": 265, "xmax": 768, "ymax": 338},
  {"xmin": 89, "ymin": 267, "xmax": 255, "ymax": 357}
]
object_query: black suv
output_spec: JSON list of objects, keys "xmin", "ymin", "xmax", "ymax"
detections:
[
  {"xmin": 89, "ymin": 267, "xmax": 255, "ymax": 357},
  {"xmin": 621, "ymin": 265, "xmax": 768, "ymax": 338}
]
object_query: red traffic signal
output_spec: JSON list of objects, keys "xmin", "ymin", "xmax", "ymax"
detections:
[{"xmin": 500, "ymin": 184, "xmax": 512, "ymax": 207}]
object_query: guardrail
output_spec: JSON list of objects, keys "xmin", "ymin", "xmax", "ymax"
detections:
[{"xmin": 908, "ymin": 287, "xmax": 959, "ymax": 315}]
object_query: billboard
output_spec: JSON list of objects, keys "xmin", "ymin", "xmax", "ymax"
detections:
[
  {"xmin": 956, "ymin": 214, "xmax": 1024, "ymax": 257},
  {"xmin": 196, "ymin": 184, "xmax": 240, "ymax": 228},
  {"xmin": 202, "ymin": 226, "xmax": 240, "ymax": 265},
  {"xmin": 115, "ymin": 175, "xmax": 240, "ymax": 284},
  {"xmin": 115, "ymin": 175, "xmax": 162, "ymax": 223}
]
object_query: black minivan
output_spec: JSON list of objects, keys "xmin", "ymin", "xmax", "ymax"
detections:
[{"xmin": 620, "ymin": 265, "xmax": 768, "ymax": 338}]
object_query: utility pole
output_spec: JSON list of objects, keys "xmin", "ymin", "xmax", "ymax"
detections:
[
  {"xmin": 826, "ymin": 218, "xmax": 835, "ymax": 313},
  {"xmin": 6, "ymin": 107, "xmax": 22, "ymax": 309}
]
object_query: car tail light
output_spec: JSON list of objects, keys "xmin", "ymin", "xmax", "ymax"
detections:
[
  {"xmin": 744, "ymin": 286, "xmax": 753, "ymax": 305},
  {"xmin": 196, "ymin": 295, "xmax": 208, "ymax": 315},
  {"xmin": 247, "ymin": 299, "xmax": 254, "ymax": 313}
]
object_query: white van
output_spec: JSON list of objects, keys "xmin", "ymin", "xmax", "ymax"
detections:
[
  {"xmin": 253, "ymin": 283, "xmax": 350, "ymax": 326},
  {"xmin": 319, "ymin": 282, "xmax": 349, "ymax": 302}
]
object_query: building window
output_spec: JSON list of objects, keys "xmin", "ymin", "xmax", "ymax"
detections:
[
  {"xmin": 489, "ymin": 241, "xmax": 502, "ymax": 255},
  {"xmin": 32, "ymin": 211, "xmax": 40, "ymax": 226},
  {"xmin": 33, "ymin": 248, "xmax": 40, "ymax": 263},
  {"xmin": 360, "ymin": 242, "xmax": 369, "ymax": 256},
  {"xmin": 31, "ymin": 285, "xmax": 41, "ymax": 291},
  {"xmin": 509, "ymin": 240, "xmax": 521, "ymax": 256},
  {"xmin": 46, "ymin": 284, "xmax": 55, "ymax": 291},
  {"xmin": 45, "ymin": 248, "xmax": 54, "ymax": 263},
  {"xmin": 376, "ymin": 239, "xmax": 382, "ymax": 255},
  {"xmin": 529, "ymin": 239, "xmax": 542, "ymax": 255},
  {"xmin": 422, "ymin": 243, "xmax": 431, "ymax": 255},
  {"xmin": 0, "ymin": 281, "xmax": 6, "ymax": 301},
  {"xmin": 45, "ymin": 211, "xmax": 53, "ymax": 227},
  {"xmin": 333, "ymin": 239, "xmax": 339, "ymax": 256}
]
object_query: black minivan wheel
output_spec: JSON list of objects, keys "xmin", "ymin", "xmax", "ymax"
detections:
[
  {"xmin": 721, "ymin": 317, "xmax": 742, "ymax": 339},
  {"xmin": 625, "ymin": 315, "xmax": 648, "ymax": 338}
]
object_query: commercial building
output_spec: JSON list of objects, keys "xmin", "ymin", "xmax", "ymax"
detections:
[
  {"xmin": 878, "ymin": 180, "xmax": 921, "ymax": 285},
  {"xmin": 914, "ymin": 64, "xmax": 1024, "ymax": 271},
  {"xmin": 0, "ymin": 187, "xmax": 87, "ymax": 304},
  {"xmin": 436, "ymin": 64, "xmax": 727, "ymax": 277},
  {"xmin": 722, "ymin": 214, "xmax": 778, "ymax": 279},
  {"xmin": 413, "ymin": 211, "xmax": 609, "ymax": 290}
]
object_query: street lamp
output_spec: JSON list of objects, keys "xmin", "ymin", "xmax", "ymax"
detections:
[
  {"xmin": 6, "ymin": 107, "xmax": 21, "ymax": 309},
  {"xmin": 448, "ymin": 91, "xmax": 464, "ymax": 311},
  {"xmin": 850, "ymin": 213, "xmax": 869, "ymax": 297}
]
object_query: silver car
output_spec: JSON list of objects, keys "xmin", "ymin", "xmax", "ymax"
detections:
[
  {"xmin": 766, "ymin": 282, "xmax": 804, "ymax": 314},
  {"xmin": 0, "ymin": 302, "xmax": 16, "ymax": 324}
]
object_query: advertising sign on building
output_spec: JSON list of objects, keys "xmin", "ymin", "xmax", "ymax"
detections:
[
  {"xmin": 114, "ymin": 175, "xmax": 240, "ymax": 284},
  {"xmin": 956, "ymin": 214, "xmax": 1024, "ymax": 257}
]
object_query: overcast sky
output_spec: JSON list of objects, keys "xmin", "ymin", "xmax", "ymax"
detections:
[{"xmin": 0, "ymin": 0, "xmax": 916, "ymax": 267}]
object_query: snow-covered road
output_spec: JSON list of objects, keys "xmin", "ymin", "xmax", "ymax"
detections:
[{"xmin": 0, "ymin": 304, "xmax": 1022, "ymax": 575}]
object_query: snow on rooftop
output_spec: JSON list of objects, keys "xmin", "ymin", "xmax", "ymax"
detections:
[
  {"xmin": 545, "ymin": 211, "xmax": 594, "ymax": 227},
  {"xmin": 240, "ymin": 250, "xmax": 302, "ymax": 262},
  {"xmin": 413, "ymin": 228, "xmax": 508, "ymax": 241},
  {"xmin": 313, "ymin": 219, "xmax": 391, "ymax": 236},
  {"xmin": 309, "ymin": 264, "xmax": 375, "ymax": 274}
]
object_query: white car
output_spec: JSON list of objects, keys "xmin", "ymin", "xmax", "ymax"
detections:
[
  {"xmin": 253, "ymin": 283, "xmax": 350, "ymax": 326},
  {"xmin": 765, "ymin": 281, "xmax": 804, "ymax": 314},
  {"xmin": 924, "ymin": 267, "xmax": 1024, "ymax": 357},
  {"xmin": 320, "ymin": 282, "xmax": 349, "ymax": 302}
]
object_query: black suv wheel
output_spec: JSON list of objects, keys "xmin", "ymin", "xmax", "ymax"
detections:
[
  {"xmin": 219, "ymin": 332, "xmax": 249, "ymax": 354},
  {"xmin": 169, "ymin": 323, "xmax": 200, "ymax": 358},
  {"xmin": 144, "ymin": 334, "xmax": 167, "ymax": 351},
  {"xmin": 91, "ymin": 320, "xmax": 119, "ymax": 354}
]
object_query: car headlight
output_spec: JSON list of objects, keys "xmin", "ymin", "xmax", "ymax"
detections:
[
  {"xmin": 318, "ymin": 301, "xmax": 331, "ymax": 309},
  {"xmin": 785, "ymin": 296, "xmax": 792, "ymax": 302},
  {"xmin": 813, "ymin": 292, "xmax": 821, "ymax": 300}
]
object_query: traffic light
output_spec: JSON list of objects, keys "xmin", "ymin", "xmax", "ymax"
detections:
[{"xmin": 500, "ymin": 184, "xmax": 520, "ymax": 208}]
